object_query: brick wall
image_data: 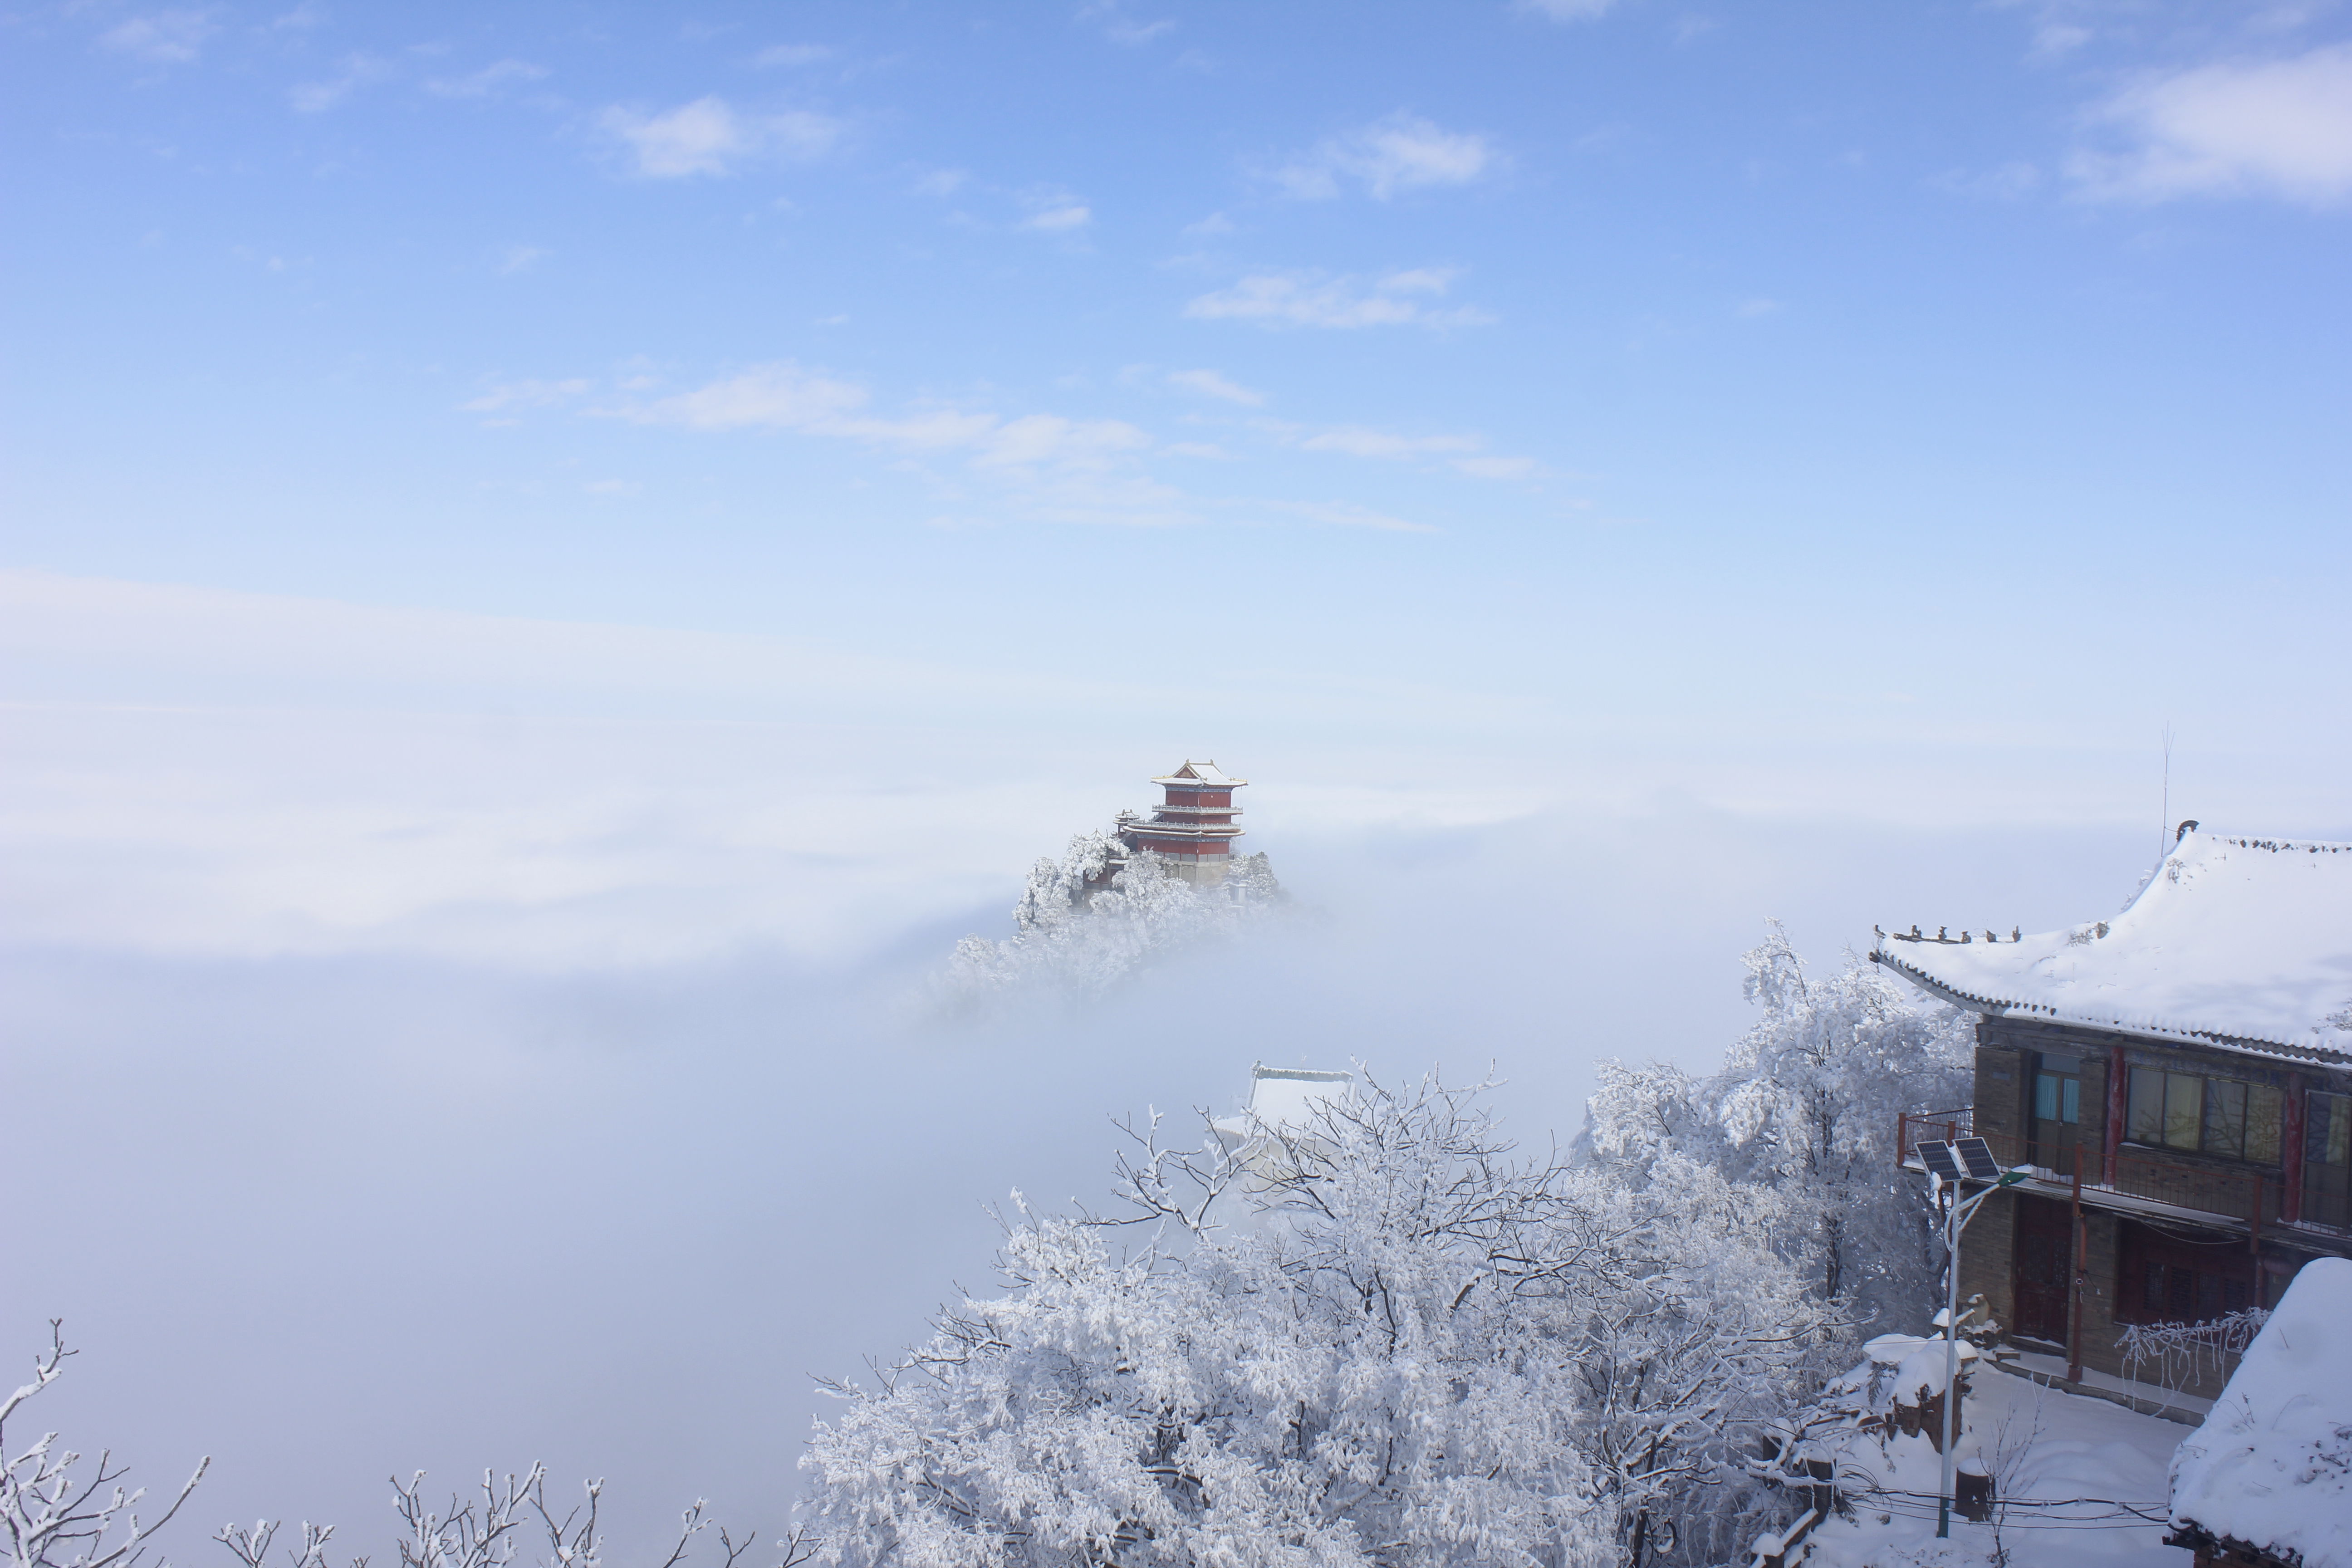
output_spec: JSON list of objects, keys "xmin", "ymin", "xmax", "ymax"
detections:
[
  {"xmin": 1962, "ymin": 1019, "xmax": 2351, "ymax": 1401},
  {"xmin": 1958, "ymin": 1190, "xmax": 2013, "ymax": 1329}
]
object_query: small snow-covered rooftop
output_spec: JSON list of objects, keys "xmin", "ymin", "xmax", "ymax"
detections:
[
  {"xmin": 1209, "ymin": 1065, "xmax": 1355, "ymax": 1169},
  {"xmin": 1243, "ymin": 1065, "xmax": 1353, "ymax": 1131},
  {"xmin": 1154, "ymin": 760, "xmax": 1245, "ymax": 787},
  {"xmin": 1872, "ymin": 830, "xmax": 2352, "ymax": 1064},
  {"xmin": 2169, "ymin": 1256, "xmax": 2352, "ymax": 1568}
]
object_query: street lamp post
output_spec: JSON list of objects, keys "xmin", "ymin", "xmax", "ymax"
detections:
[{"xmin": 1916, "ymin": 1138, "xmax": 2026, "ymax": 1540}]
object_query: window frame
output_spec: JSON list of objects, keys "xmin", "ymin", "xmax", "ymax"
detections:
[{"xmin": 2122, "ymin": 1063, "xmax": 2286, "ymax": 1169}]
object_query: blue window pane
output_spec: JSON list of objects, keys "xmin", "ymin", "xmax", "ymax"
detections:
[
  {"xmin": 2036, "ymin": 1073, "xmax": 2058, "ymax": 1122},
  {"xmin": 2062, "ymin": 1078, "xmax": 2079, "ymax": 1125}
]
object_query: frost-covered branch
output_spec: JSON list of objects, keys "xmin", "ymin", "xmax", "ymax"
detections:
[
  {"xmin": 2117, "ymin": 1308, "xmax": 2269, "ymax": 1394},
  {"xmin": 1580, "ymin": 924, "xmax": 1973, "ymax": 1329},
  {"xmin": 799, "ymin": 1072, "xmax": 1833, "ymax": 1568},
  {"xmin": 0, "ymin": 1322, "xmax": 208, "ymax": 1568}
]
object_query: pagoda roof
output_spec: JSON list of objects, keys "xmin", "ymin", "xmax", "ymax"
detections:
[
  {"xmin": 1154, "ymin": 760, "xmax": 1247, "ymax": 787},
  {"xmin": 1123, "ymin": 820, "xmax": 1243, "ymax": 840},
  {"xmin": 1870, "ymin": 829, "xmax": 2352, "ymax": 1065}
]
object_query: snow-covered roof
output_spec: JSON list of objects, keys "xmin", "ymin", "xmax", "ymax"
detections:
[
  {"xmin": 1154, "ymin": 760, "xmax": 1246, "ymax": 788},
  {"xmin": 1209, "ymin": 1066, "xmax": 1355, "ymax": 1166},
  {"xmin": 1871, "ymin": 830, "xmax": 2352, "ymax": 1064},
  {"xmin": 1244, "ymin": 1065, "xmax": 1353, "ymax": 1131},
  {"xmin": 2169, "ymin": 1257, "xmax": 2352, "ymax": 1568}
]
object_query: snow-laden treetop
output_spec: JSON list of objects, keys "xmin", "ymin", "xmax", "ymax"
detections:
[
  {"xmin": 2168, "ymin": 1255, "xmax": 2352, "ymax": 1568},
  {"xmin": 1872, "ymin": 829, "xmax": 2352, "ymax": 1062}
]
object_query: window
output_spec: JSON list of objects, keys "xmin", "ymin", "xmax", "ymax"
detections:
[
  {"xmin": 2140, "ymin": 1262, "xmax": 2250, "ymax": 1323},
  {"xmin": 2125, "ymin": 1066, "xmax": 2283, "ymax": 1166},
  {"xmin": 2118, "ymin": 1220, "xmax": 2259, "ymax": 1324},
  {"xmin": 2034, "ymin": 1071, "xmax": 2079, "ymax": 1124},
  {"xmin": 2308, "ymin": 1092, "xmax": 2352, "ymax": 1230},
  {"xmin": 2311, "ymin": 1092, "xmax": 2352, "ymax": 1168}
]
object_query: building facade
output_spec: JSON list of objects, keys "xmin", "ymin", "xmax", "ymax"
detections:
[
  {"xmin": 1874, "ymin": 828, "xmax": 2352, "ymax": 1397},
  {"xmin": 1117, "ymin": 760, "xmax": 1248, "ymax": 885}
]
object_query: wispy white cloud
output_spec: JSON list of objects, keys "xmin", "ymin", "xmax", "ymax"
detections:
[
  {"xmin": 2069, "ymin": 43, "xmax": 2352, "ymax": 206},
  {"xmin": 1077, "ymin": 1, "xmax": 1175, "ymax": 45},
  {"xmin": 1282, "ymin": 422, "xmax": 1537, "ymax": 480},
  {"xmin": 1019, "ymin": 193, "xmax": 1093, "ymax": 231},
  {"xmin": 1264, "ymin": 113, "xmax": 1495, "ymax": 200},
  {"xmin": 290, "ymin": 54, "xmax": 393, "ymax": 113},
  {"xmin": 461, "ymin": 377, "xmax": 595, "ymax": 414},
  {"xmin": 600, "ymin": 97, "xmax": 844, "ymax": 178},
  {"xmin": 497, "ymin": 245, "xmax": 550, "ymax": 275},
  {"xmin": 2031, "ymin": 22, "xmax": 2092, "ymax": 59},
  {"xmin": 1518, "ymin": 0, "xmax": 1622, "ymax": 21},
  {"xmin": 1929, "ymin": 161, "xmax": 2043, "ymax": 200},
  {"xmin": 753, "ymin": 43, "xmax": 834, "ymax": 67},
  {"xmin": 626, "ymin": 363, "xmax": 869, "ymax": 428},
  {"xmin": 618, "ymin": 363, "xmax": 1149, "ymax": 475},
  {"xmin": 1298, "ymin": 427, "xmax": 1480, "ymax": 459},
  {"xmin": 426, "ymin": 59, "xmax": 550, "ymax": 99},
  {"xmin": 100, "ymin": 10, "xmax": 216, "ymax": 64},
  {"xmin": 1166, "ymin": 368, "xmax": 1265, "ymax": 406},
  {"xmin": 969, "ymin": 414, "xmax": 1149, "ymax": 469},
  {"xmin": 1185, "ymin": 268, "xmax": 1494, "ymax": 329},
  {"xmin": 1452, "ymin": 455, "xmax": 1539, "ymax": 480},
  {"xmin": 1263, "ymin": 500, "xmax": 1436, "ymax": 534}
]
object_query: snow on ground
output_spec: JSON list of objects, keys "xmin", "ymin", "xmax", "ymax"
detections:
[
  {"xmin": 1808, "ymin": 1363, "xmax": 2187, "ymax": 1568},
  {"xmin": 2168, "ymin": 1256, "xmax": 2352, "ymax": 1568}
]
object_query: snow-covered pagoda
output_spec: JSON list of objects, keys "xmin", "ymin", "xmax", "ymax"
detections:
[
  {"xmin": 1874, "ymin": 826, "xmax": 2352, "ymax": 1399},
  {"xmin": 1117, "ymin": 760, "xmax": 1248, "ymax": 885}
]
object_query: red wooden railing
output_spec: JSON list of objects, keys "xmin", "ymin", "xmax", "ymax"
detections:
[{"xmin": 1894, "ymin": 1111, "xmax": 2308, "ymax": 1239}]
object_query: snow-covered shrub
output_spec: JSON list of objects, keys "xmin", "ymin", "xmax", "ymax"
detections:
[
  {"xmin": 1582, "ymin": 924, "xmax": 1974, "ymax": 1333},
  {"xmin": 946, "ymin": 834, "xmax": 1283, "ymax": 1004},
  {"xmin": 798, "ymin": 1074, "xmax": 1834, "ymax": 1568}
]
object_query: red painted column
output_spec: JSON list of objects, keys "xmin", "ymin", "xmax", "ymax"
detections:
[
  {"xmin": 2103, "ymin": 1043, "xmax": 2127, "ymax": 1185},
  {"xmin": 2068, "ymin": 1166, "xmax": 2086, "ymax": 1385},
  {"xmin": 2282, "ymin": 1074, "xmax": 2306, "ymax": 1225}
]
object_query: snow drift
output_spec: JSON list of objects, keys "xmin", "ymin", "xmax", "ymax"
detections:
[{"xmin": 2169, "ymin": 1255, "xmax": 2352, "ymax": 1568}]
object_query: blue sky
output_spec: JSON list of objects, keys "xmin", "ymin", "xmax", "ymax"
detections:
[
  {"xmin": 7, "ymin": 1, "xmax": 2351, "ymax": 970},
  {"xmin": 4, "ymin": 1, "xmax": 2351, "ymax": 1548}
]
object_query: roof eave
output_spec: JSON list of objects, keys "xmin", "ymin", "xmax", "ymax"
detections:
[{"xmin": 1868, "ymin": 950, "xmax": 2352, "ymax": 1067}]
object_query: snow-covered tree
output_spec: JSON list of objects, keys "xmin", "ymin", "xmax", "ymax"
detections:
[
  {"xmin": 1, "ymin": 1322, "xmax": 206, "ymax": 1568},
  {"xmin": 1582, "ymin": 925, "xmax": 1974, "ymax": 1333},
  {"xmin": 947, "ymin": 834, "xmax": 1283, "ymax": 1004},
  {"xmin": 2, "ymin": 1323, "xmax": 775, "ymax": 1568},
  {"xmin": 798, "ymin": 1074, "xmax": 1834, "ymax": 1568}
]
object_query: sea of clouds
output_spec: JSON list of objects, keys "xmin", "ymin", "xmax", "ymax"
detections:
[{"xmin": 3, "ymin": 568, "xmax": 2331, "ymax": 1561}]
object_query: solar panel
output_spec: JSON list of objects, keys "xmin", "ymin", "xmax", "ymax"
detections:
[
  {"xmin": 1916, "ymin": 1141, "xmax": 1963, "ymax": 1181},
  {"xmin": 1956, "ymin": 1137, "xmax": 2002, "ymax": 1182}
]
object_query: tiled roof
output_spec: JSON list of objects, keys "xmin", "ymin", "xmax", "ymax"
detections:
[
  {"xmin": 1871, "ymin": 830, "xmax": 2352, "ymax": 1065},
  {"xmin": 1154, "ymin": 760, "xmax": 1246, "ymax": 787}
]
